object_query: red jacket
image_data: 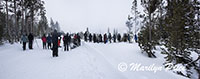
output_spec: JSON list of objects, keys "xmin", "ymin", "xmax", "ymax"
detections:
[
  {"xmin": 58, "ymin": 39, "xmax": 60, "ymax": 46},
  {"xmin": 42, "ymin": 37, "xmax": 47, "ymax": 42}
]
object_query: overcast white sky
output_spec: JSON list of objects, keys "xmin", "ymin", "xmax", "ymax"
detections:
[{"xmin": 44, "ymin": 0, "xmax": 134, "ymax": 33}]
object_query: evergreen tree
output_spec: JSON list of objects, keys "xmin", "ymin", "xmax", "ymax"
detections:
[
  {"xmin": 138, "ymin": 0, "xmax": 161, "ymax": 58},
  {"xmin": 24, "ymin": 0, "xmax": 45, "ymax": 33},
  {"xmin": 131, "ymin": 0, "xmax": 140, "ymax": 34},
  {"xmin": 50, "ymin": 18, "xmax": 55, "ymax": 30},
  {"xmin": 50, "ymin": 18, "xmax": 61, "ymax": 32},
  {"xmin": 161, "ymin": 0, "xmax": 200, "ymax": 78},
  {"xmin": 1, "ymin": 0, "xmax": 48, "ymax": 44},
  {"xmin": 55, "ymin": 21, "xmax": 60, "ymax": 32},
  {"xmin": 137, "ymin": 0, "xmax": 200, "ymax": 78},
  {"xmin": 126, "ymin": 15, "xmax": 133, "ymax": 34},
  {"xmin": 38, "ymin": 14, "xmax": 48, "ymax": 36},
  {"xmin": 0, "ymin": 11, "xmax": 6, "ymax": 43}
]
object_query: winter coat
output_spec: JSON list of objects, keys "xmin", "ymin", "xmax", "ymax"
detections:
[
  {"xmin": 117, "ymin": 34, "xmax": 121, "ymax": 42},
  {"xmin": 104, "ymin": 34, "xmax": 107, "ymax": 42},
  {"xmin": 77, "ymin": 34, "xmax": 81, "ymax": 42},
  {"xmin": 134, "ymin": 34, "xmax": 138, "ymax": 41},
  {"xmin": 128, "ymin": 34, "xmax": 130, "ymax": 41},
  {"xmin": 63, "ymin": 35, "xmax": 67, "ymax": 44},
  {"xmin": 93, "ymin": 34, "xmax": 97, "ymax": 42},
  {"xmin": 28, "ymin": 33, "xmax": 34, "ymax": 41},
  {"xmin": 99, "ymin": 34, "xmax": 103, "ymax": 42},
  {"xmin": 42, "ymin": 36, "xmax": 47, "ymax": 43},
  {"xmin": 74, "ymin": 34, "xmax": 77, "ymax": 39},
  {"xmin": 113, "ymin": 34, "xmax": 116, "ymax": 39},
  {"xmin": 84, "ymin": 32, "xmax": 88, "ymax": 41},
  {"xmin": 58, "ymin": 39, "xmax": 61, "ymax": 46},
  {"xmin": 67, "ymin": 35, "xmax": 71, "ymax": 43},
  {"xmin": 52, "ymin": 31, "xmax": 59, "ymax": 49},
  {"xmin": 108, "ymin": 33, "xmax": 112, "ymax": 39},
  {"xmin": 21, "ymin": 35, "xmax": 28, "ymax": 43},
  {"xmin": 63, "ymin": 34, "xmax": 70, "ymax": 45},
  {"xmin": 89, "ymin": 34, "xmax": 92, "ymax": 42},
  {"xmin": 47, "ymin": 36, "xmax": 52, "ymax": 43}
]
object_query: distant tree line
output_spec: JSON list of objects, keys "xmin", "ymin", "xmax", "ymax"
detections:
[{"xmin": 0, "ymin": 0, "xmax": 55, "ymax": 44}]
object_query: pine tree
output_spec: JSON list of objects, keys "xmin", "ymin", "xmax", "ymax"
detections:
[
  {"xmin": 50, "ymin": 18, "xmax": 55, "ymax": 30},
  {"xmin": 131, "ymin": 0, "xmax": 140, "ymax": 34},
  {"xmin": 55, "ymin": 21, "xmax": 60, "ymax": 32},
  {"xmin": 0, "ymin": 11, "xmax": 6, "ymax": 44},
  {"xmin": 1, "ymin": 0, "xmax": 48, "ymax": 44},
  {"xmin": 126, "ymin": 15, "xmax": 133, "ymax": 34},
  {"xmin": 138, "ymin": 0, "xmax": 161, "ymax": 58},
  {"xmin": 161, "ymin": 0, "xmax": 200, "ymax": 78},
  {"xmin": 38, "ymin": 14, "xmax": 48, "ymax": 36}
]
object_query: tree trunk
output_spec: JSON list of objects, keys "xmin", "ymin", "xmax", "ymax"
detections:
[
  {"xmin": 5, "ymin": 0, "xmax": 10, "ymax": 41},
  {"xmin": 25, "ymin": 8, "xmax": 28, "ymax": 34},
  {"xmin": 149, "ymin": 7, "xmax": 152, "ymax": 44},
  {"xmin": 147, "ymin": 0, "xmax": 152, "ymax": 44},
  {"xmin": 148, "ymin": 1, "xmax": 152, "ymax": 58},
  {"xmin": 31, "ymin": 6, "xmax": 34, "ymax": 34},
  {"xmin": 14, "ymin": 0, "xmax": 19, "ymax": 41},
  {"xmin": 21, "ymin": 0, "xmax": 24, "ymax": 35}
]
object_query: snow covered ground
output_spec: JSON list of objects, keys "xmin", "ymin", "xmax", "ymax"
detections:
[{"xmin": 0, "ymin": 39, "xmax": 188, "ymax": 79}]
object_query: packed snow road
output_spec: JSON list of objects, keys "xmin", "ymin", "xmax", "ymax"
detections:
[{"xmin": 0, "ymin": 40, "xmax": 187, "ymax": 79}]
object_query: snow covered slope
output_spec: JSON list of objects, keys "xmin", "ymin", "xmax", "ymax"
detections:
[{"xmin": 0, "ymin": 40, "xmax": 187, "ymax": 79}]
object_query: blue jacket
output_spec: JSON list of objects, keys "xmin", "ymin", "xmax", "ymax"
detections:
[
  {"xmin": 47, "ymin": 36, "xmax": 52, "ymax": 43},
  {"xmin": 21, "ymin": 35, "xmax": 28, "ymax": 42},
  {"xmin": 134, "ymin": 34, "xmax": 138, "ymax": 41}
]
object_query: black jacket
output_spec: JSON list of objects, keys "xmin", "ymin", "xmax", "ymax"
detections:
[
  {"xmin": 52, "ymin": 31, "xmax": 58, "ymax": 49},
  {"xmin": 28, "ymin": 33, "xmax": 34, "ymax": 41}
]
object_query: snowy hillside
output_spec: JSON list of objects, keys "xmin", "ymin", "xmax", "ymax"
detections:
[{"xmin": 0, "ymin": 39, "xmax": 187, "ymax": 79}]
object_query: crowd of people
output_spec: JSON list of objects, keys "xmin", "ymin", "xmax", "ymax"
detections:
[
  {"xmin": 20, "ymin": 30, "xmax": 138, "ymax": 57},
  {"xmin": 84, "ymin": 32, "xmax": 137, "ymax": 44}
]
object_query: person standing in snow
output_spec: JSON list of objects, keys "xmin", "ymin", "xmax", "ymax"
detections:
[
  {"xmin": 63, "ymin": 33, "xmax": 71, "ymax": 51},
  {"xmin": 21, "ymin": 34, "xmax": 28, "ymax": 50},
  {"xmin": 66, "ymin": 33, "xmax": 71, "ymax": 51},
  {"xmin": 99, "ymin": 34, "xmax": 103, "ymax": 42},
  {"xmin": 123, "ymin": 33, "xmax": 128, "ymax": 42},
  {"xmin": 128, "ymin": 34, "xmax": 131, "ymax": 43},
  {"xmin": 93, "ymin": 34, "xmax": 97, "ymax": 43},
  {"xmin": 63, "ymin": 34, "xmax": 67, "ymax": 51},
  {"xmin": 134, "ymin": 34, "xmax": 138, "ymax": 43},
  {"xmin": 46, "ymin": 34, "xmax": 52, "ymax": 49},
  {"xmin": 89, "ymin": 33, "xmax": 92, "ymax": 42},
  {"xmin": 113, "ymin": 34, "xmax": 116, "ymax": 43},
  {"xmin": 52, "ymin": 30, "xmax": 59, "ymax": 57},
  {"xmin": 96, "ymin": 34, "xmax": 100, "ymax": 43},
  {"xmin": 108, "ymin": 33, "xmax": 112, "ymax": 43},
  {"xmin": 42, "ymin": 34, "xmax": 47, "ymax": 49},
  {"xmin": 28, "ymin": 33, "xmax": 34, "ymax": 49},
  {"xmin": 84, "ymin": 32, "xmax": 88, "ymax": 42},
  {"xmin": 96, "ymin": 34, "xmax": 99, "ymax": 43},
  {"xmin": 117, "ymin": 33, "xmax": 121, "ymax": 42},
  {"xmin": 103, "ymin": 33, "xmax": 107, "ymax": 44},
  {"xmin": 73, "ymin": 34, "xmax": 78, "ymax": 47},
  {"xmin": 77, "ymin": 33, "xmax": 81, "ymax": 46}
]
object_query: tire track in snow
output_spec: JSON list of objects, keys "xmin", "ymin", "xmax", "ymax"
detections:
[
  {"xmin": 81, "ymin": 42, "xmax": 127, "ymax": 79},
  {"xmin": 77, "ymin": 44, "xmax": 104, "ymax": 79}
]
